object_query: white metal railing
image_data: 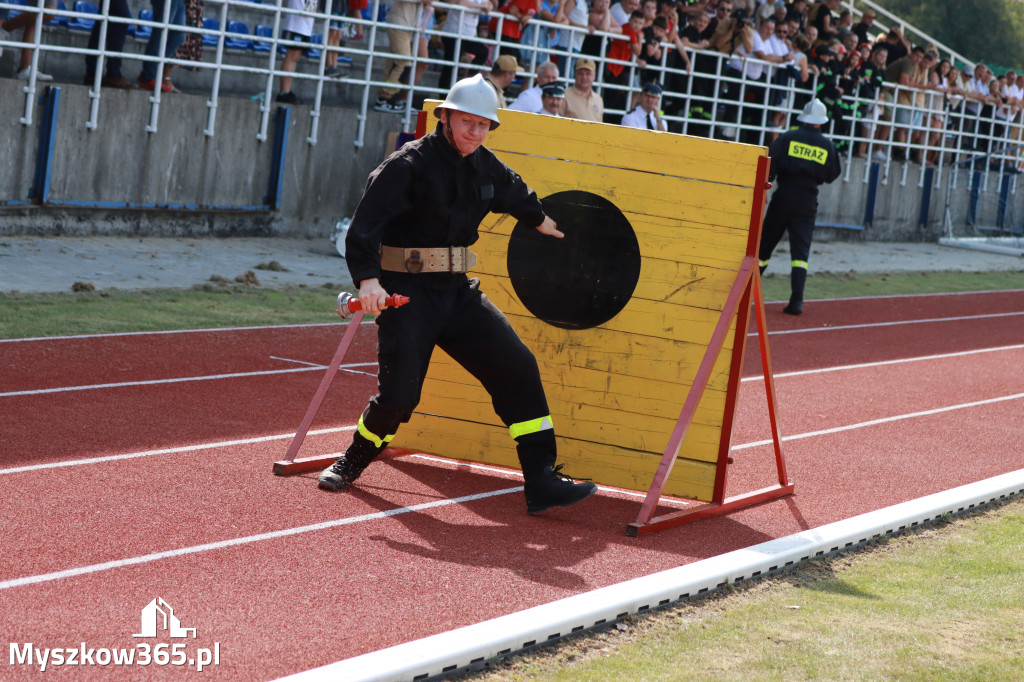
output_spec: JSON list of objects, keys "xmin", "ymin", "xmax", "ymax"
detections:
[{"xmin": 2, "ymin": 0, "xmax": 1019, "ymax": 186}]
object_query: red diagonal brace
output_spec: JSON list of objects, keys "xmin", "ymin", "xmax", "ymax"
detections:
[{"xmin": 273, "ymin": 311, "xmax": 365, "ymax": 475}]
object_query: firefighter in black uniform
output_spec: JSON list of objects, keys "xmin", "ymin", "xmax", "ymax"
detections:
[
  {"xmin": 758, "ymin": 98, "xmax": 842, "ymax": 315},
  {"xmin": 319, "ymin": 74, "xmax": 597, "ymax": 514}
]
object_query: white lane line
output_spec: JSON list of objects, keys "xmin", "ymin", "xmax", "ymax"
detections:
[
  {"xmin": 0, "ymin": 362, "xmax": 376, "ymax": 398},
  {"xmin": 0, "ymin": 487, "xmax": 523, "ymax": 592},
  {"xmin": 5, "ymin": 391, "xmax": 1022, "ymax": 591},
  {"xmin": 0, "ymin": 426, "xmax": 355, "ymax": 476},
  {"xmin": 0, "ymin": 319, "xmax": 377, "ymax": 344},
  {"xmin": 748, "ymin": 310, "xmax": 1024, "ymax": 337},
  {"xmin": 741, "ymin": 343, "xmax": 1024, "ymax": 382},
  {"xmin": 786, "ymin": 288, "xmax": 1024, "ymax": 304},
  {"xmin": 731, "ymin": 391, "xmax": 1024, "ymax": 451}
]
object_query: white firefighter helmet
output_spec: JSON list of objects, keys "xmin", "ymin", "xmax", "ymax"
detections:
[
  {"xmin": 434, "ymin": 74, "xmax": 502, "ymax": 130},
  {"xmin": 797, "ymin": 98, "xmax": 830, "ymax": 125}
]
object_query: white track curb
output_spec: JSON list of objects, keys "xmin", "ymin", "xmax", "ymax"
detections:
[{"xmin": 279, "ymin": 469, "xmax": 1024, "ymax": 682}]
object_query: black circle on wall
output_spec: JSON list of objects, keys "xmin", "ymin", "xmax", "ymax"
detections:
[{"xmin": 507, "ymin": 190, "xmax": 641, "ymax": 330}]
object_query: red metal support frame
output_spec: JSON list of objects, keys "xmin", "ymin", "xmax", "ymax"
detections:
[
  {"xmin": 272, "ymin": 311, "xmax": 366, "ymax": 476},
  {"xmin": 627, "ymin": 155, "xmax": 793, "ymax": 536}
]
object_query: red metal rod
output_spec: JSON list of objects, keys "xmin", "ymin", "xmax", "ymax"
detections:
[{"xmin": 277, "ymin": 309, "xmax": 366, "ymax": 468}]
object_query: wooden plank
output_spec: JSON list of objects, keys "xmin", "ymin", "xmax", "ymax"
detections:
[
  {"xmin": 412, "ymin": 383, "xmax": 725, "ymax": 460},
  {"xmin": 397, "ymin": 413, "xmax": 718, "ymax": 500},
  {"xmin": 424, "ymin": 98, "xmax": 766, "ymax": 188},
  {"xmin": 491, "ymin": 156, "xmax": 756, "ymax": 229},
  {"xmin": 485, "ymin": 114, "xmax": 767, "ymax": 188}
]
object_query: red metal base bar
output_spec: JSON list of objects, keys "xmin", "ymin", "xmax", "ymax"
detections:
[
  {"xmin": 272, "ymin": 454, "xmax": 339, "ymax": 476},
  {"xmin": 626, "ymin": 483, "xmax": 795, "ymax": 536}
]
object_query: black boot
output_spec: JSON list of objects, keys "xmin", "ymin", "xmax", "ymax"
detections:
[
  {"xmin": 318, "ymin": 433, "xmax": 383, "ymax": 492},
  {"xmin": 783, "ymin": 266, "xmax": 806, "ymax": 315},
  {"xmin": 524, "ymin": 465, "xmax": 597, "ymax": 514},
  {"xmin": 516, "ymin": 431, "xmax": 596, "ymax": 514}
]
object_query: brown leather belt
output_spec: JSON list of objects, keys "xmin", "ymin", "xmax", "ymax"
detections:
[{"xmin": 380, "ymin": 246, "xmax": 478, "ymax": 274}]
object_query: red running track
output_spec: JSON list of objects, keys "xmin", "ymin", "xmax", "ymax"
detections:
[{"xmin": 1, "ymin": 291, "xmax": 1022, "ymax": 680}]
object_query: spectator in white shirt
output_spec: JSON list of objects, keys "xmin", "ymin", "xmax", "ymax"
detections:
[
  {"xmin": 509, "ymin": 61, "xmax": 562, "ymax": 112},
  {"xmin": 621, "ymin": 82, "xmax": 668, "ymax": 129}
]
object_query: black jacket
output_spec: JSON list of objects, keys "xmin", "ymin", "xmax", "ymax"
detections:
[
  {"xmin": 345, "ymin": 123, "xmax": 546, "ymax": 287},
  {"xmin": 768, "ymin": 124, "xmax": 842, "ymax": 197}
]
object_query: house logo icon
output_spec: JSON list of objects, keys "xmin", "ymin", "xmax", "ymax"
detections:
[{"xmin": 133, "ymin": 597, "xmax": 197, "ymax": 639}]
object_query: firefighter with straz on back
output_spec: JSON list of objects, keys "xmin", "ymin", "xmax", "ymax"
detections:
[
  {"xmin": 319, "ymin": 74, "xmax": 597, "ymax": 515},
  {"xmin": 758, "ymin": 98, "xmax": 842, "ymax": 315}
]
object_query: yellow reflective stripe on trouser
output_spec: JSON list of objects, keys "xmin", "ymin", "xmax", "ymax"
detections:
[
  {"xmin": 759, "ymin": 259, "xmax": 770, "ymax": 267},
  {"xmin": 357, "ymin": 416, "xmax": 395, "ymax": 449},
  {"xmin": 509, "ymin": 415, "xmax": 554, "ymax": 440},
  {"xmin": 791, "ymin": 260, "xmax": 808, "ymax": 270}
]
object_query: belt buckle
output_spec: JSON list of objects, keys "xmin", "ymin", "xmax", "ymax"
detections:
[{"xmin": 405, "ymin": 249, "xmax": 423, "ymax": 274}]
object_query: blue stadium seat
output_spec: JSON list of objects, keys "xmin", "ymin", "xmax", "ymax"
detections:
[
  {"xmin": 4, "ymin": 0, "xmax": 27, "ymax": 22},
  {"xmin": 46, "ymin": 0, "xmax": 69, "ymax": 27},
  {"xmin": 128, "ymin": 8, "xmax": 152, "ymax": 40},
  {"xmin": 66, "ymin": 0, "xmax": 98, "ymax": 32},
  {"xmin": 224, "ymin": 21, "xmax": 252, "ymax": 50},
  {"xmin": 251, "ymin": 24, "xmax": 273, "ymax": 53},
  {"xmin": 201, "ymin": 17, "xmax": 219, "ymax": 47}
]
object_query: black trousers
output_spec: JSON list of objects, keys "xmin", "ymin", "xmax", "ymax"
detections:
[
  {"xmin": 759, "ymin": 189, "xmax": 817, "ymax": 266},
  {"xmin": 359, "ymin": 274, "xmax": 551, "ymax": 449},
  {"xmin": 85, "ymin": 0, "xmax": 132, "ymax": 78}
]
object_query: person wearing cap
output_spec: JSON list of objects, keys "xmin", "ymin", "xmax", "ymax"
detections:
[
  {"xmin": 540, "ymin": 84, "xmax": 566, "ymax": 115},
  {"xmin": 757, "ymin": 98, "xmax": 841, "ymax": 316},
  {"xmin": 621, "ymin": 82, "xmax": 667, "ymax": 130},
  {"xmin": 560, "ymin": 58, "xmax": 606, "ymax": 121},
  {"xmin": 319, "ymin": 74, "xmax": 597, "ymax": 515},
  {"xmin": 508, "ymin": 61, "xmax": 560, "ymax": 113},
  {"xmin": 486, "ymin": 53, "xmax": 522, "ymax": 107},
  {"xmin": 851, "ymin": 7, "xmax": 875, "ymax": 46}
]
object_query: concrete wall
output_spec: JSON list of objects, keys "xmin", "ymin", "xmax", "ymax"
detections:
[
  {"xmin": 0, "ymin": 76, "xmax": 404, "ymax": 237},
  {"xmin": 0, "ymin": 74, "xmax": 972, "ymax": 243}
]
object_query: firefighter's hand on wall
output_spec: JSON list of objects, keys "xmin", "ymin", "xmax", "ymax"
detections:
[
  {"xmin": 358, "ymin": 278, "xmax": 390, "ymax": 316},
  {"xmin": 536, "ymin": 215, "xmax": 564, "ymax": 239}
]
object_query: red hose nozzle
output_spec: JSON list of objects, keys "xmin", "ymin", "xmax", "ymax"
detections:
[{"xmin": 337, "ymin": 292, "xmax": 411, "ymax": 319}]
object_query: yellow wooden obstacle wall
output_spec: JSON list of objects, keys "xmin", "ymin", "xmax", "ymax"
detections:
[{"xmin": 397, "ymin": 107, "xmax": 767, "ymax": 501}]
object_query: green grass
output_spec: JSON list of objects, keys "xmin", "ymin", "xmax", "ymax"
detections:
[
  {"xmin": 0, "ymin": 283, "xmax": 353, "ymax": 338},
  {"xmin": 760, "ymin": 269, "xmax": 1024, "ymax": 302},
  {"xmin": 2, "ymin": 270, "xmax": 1021, "ymax": 340},
  {"xmin": 462, "ymin": 498, "xmax": 1024, "ymax": 681}
]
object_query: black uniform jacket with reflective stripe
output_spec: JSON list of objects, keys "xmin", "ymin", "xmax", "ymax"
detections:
[
  {"xmin": 345, "ymin": 123, "xmax": 546, "ymax": 288},
  {"xmin": 767, "ymin": 124, "xmax": 842, "ymax": 198}
]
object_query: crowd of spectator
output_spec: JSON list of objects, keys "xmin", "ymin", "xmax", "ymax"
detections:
[
  {"xmin": 416, "ymin": 0, "xmax": 1024, "ymax": 165},
  {"xmin": 4, "ymin": 0, "xmax": 1024, "ymax": 166}
]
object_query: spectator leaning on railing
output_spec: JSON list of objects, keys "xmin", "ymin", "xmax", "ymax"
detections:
[
  {"xmin": 602, "ymin": 9, "xmax": 640, "ymax": 119},
  {"xmin": 560, "ymin": 56, "xmax": 604, "ymax": 120}
]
